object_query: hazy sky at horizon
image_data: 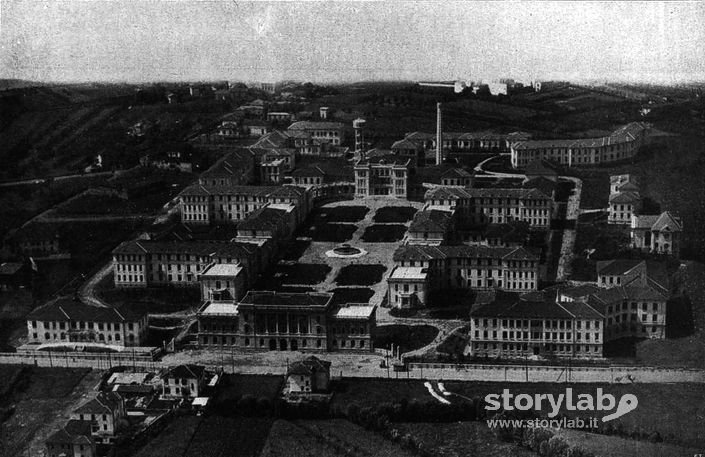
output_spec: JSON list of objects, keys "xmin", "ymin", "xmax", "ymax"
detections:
[{"xmin": 1, "ymin": 1, "xmax": 704, "ymax": 84}]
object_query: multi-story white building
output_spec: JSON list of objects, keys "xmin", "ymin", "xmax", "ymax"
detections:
[
  {"xmin": 392, "ymin": 244, "xmax": 541, "ymax": 295},
  {"xmin": 162, "ymin": 364, "xmax": 207, "ymax": 399},
  {"xmin": 425, "ymin": 187, "xmax": 553, "ymax": 228},
  {"xmin": 469, "ymin": 297, "xmax": 604, "ymax": 359},
  {"xmin": 510, "ymin": 122, "xmax": 650, "ymax": 168},
  {"xmin": 71, "ymin": 392, "xmax": 126, "ymax": 444},
  {"xmin": 286, "ymin": 121, "xmax": 345, "ymax": 146},
  {"xmin": 26, "ymin": 298, "xmax": 149, "ymax": 347},
  {"xmin": 608, "ymin": 174, "xmax": 641, "ymax": 224},
  {"xmin": 354, "ymin": 155, "xmax": 410, "ymax": 198},
  {"xmin": 387, "ymin": 266, "xmax": 429, "ymax": 309},
  {"xmin": 179, "ymin": 184, "xmax": 310, "ymax": 225},
  {"xmin": 112, "ymin": 240, "xmax": 263, "ymax": 289}
]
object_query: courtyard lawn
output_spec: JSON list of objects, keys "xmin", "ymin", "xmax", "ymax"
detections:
[
  {"xmin": 313, "ymin": 206, "xmax": 369, "ymax": 223},
  {"xmin": 330, "ymin": 287, "xmax": 375, "ymax": 305},
  {"xmin": 183, "ymin": 416, "xmax": 274, "ymax": 457},
  {"xmin": 335, "ymin": 264, "xmax": 387, "ymax": 286},
  {"xmin": 373, "ymin": 324, "xmax": 439, "ymax": 354},
  {"xmin": 373, "ymin": 206, "xmax": 418, "ymax": 223},
  {"xmin": 302, "ymin": 223, "xmax": 357, "ymax": 243},
  {"xmin": 570, "ymin": 222, "xmax": 630, "ymax": 281},
  {"xmin": 361, "ymin": 224, "xmax": 407, "ymax": 242},
  {"xmin": 280, "ymin": 239, "xmax": 311, "ymax": 261}
]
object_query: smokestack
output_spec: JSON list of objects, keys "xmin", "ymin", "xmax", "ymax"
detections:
[{"xmin": 436, "ymin": 102, "xmax": 442, "ymax": 165}]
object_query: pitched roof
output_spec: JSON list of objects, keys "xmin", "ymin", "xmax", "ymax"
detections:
[
  {"xmin": 472, "ymin": 298, "xmax": 573, "ymax": 319},
  {"xmin": 651, "ymin": 211, "xmax": 682, "ymax": 232},
  {"xmin": 237, "ymin": 207, "xmax": 290, "ymax": 231},
  {"xmin": 252, "ymin": 130, "xmax": 291, "ymax": 149},
  {"xmin": 0, "ymin": 262, "xmax": 24, "ymax": 275},
  {"xmin": 609, "ymin": 191, "xmax": 641, "ymax": 204},
  {"xmin": 27, "ymin": 298, "xmax": 145, "ymax": 323},
  {"xmin": 393, "ymin": 245, "xmax": 539, "ymax": 262},
  {"xmin": 47, "ymin": 420, "xmax": 94, "ymax": 446},
  {"xmin": 596, "ymin": 259, "xmax": 644, "ymax": 277},
  {"xmin": 113, "ymin": 239, "xmax": 257, "ymax": 259},
  {"xmin": 391, "ymin": 138, "xmax": 422, "ymax": 150},
  {"xmin": 513, "ymin": 122, "xmax": 649, "ymax": 151},
  {"xmin": 287, "ymin": 121, "xmax": 344, "ymax": 130},
  {"xmin": 74, "ymin": 392, "xmax": 122, "ymax": 415},
  {"xmin": 166, "ymin": 364, "xmax": 206, "ymax": 380},
  {"xmin": 334, "ymin": 304, "xmax": 376, "ymax": 319},
  {"xmin": 287, "ymin": 356, "xmax": 331, "ymax": 376},
  {"xmin": 408, "ymin": 209, "xmax": 454, "ymax": 233}
]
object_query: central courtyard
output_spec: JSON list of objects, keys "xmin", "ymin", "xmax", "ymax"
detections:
[{"xmin": 256, "ymin": 198, "xmax": 424, "ymax": 317}]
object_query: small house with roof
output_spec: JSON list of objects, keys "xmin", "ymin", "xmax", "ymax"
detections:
[
  {"xmin": 285, "ymin": 356, "xmax": 331, "ymax": 394},
  {"xmin": 70, "ymin": 392, "xmax": 126, "ymax": 443},
  {"xmin": 199, "ymin": 263, "xmax": 246, "ymax": 302},
  {"xmin": 162, "ymin": 364, "xmax": 207, "ymax": 399},
  {"xmin": 630, "ymin": 211, "xmax": 682, "ymax": 257},
  {"xmin": 46, "ymin": 420, "xmax": 95, "ymax": 457},
  {"xmin": 608, "ymin": 174, "xmax": 641, "ymax": 224}
]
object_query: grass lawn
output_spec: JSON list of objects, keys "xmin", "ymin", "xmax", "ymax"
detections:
[
  {"xmin": 397, "ymin": 422, "xmax": 537, "ymax": 457},
  {"xmin": 335, "ymin": 264, "xmax": 387, "ymax": 286},
  {"xmin": 361, "ymin": 224, "xmax": 407, "ymax": 242},
  {"xmin": 280, "ymin": 239, "xmax": 311, "ymax": 261},
  {"xmin": 374, "ymin": 324, "xmax": 439, "ymax": 354},
  {"xmin": 313, "ymin": 206, "xmax": 369, "ymax": 223},
  {"xmin": 184, "ymin": 416, "xmax": 274, "ymax": 457},
  {"xmin": 301, "ymin": 223, "xmax": 357, "ymax": 243},
  {"xmin": 373, "ymin": 206, "xmax": 418, "ymax": 223},
  {"xmin": 97, "ymin": 274, "xmax": 201, "ymax": 313},
  {"xmin": 330, "ymin": 287, "xmax": 375, "ymax": 305},
  {"xmin": 1, "ymin": 367, "xmax": 94, "ymax": 457},
  {"xmin": 330, "ymin": 377, "xmax": 705, "ymax": 447},
  {"xmin": 557, "ymin": 428, "xmax": 701, "ymax": 457},
  {"xmin": 256, "ymin": 263, "xmax": 332, "ymax": 289},
  {"xmin": 131, "ymin": 416, "xmax": 202, "ymax": 457},
  {"xmin": 570, "ymin": 222, "xmax": 630, "ymax": 281},
  {"xmin": 213, "ymin": 374, "xmax": 284, "ymax": 405},
  {"xmin": 260, "ymin": 420, "xmax": 343, "ymax": 457}
]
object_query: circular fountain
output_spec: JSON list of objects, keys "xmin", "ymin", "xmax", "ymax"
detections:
[{"xmin": 326, "ymin": 243, "xmax": 367, "ymax": 258}]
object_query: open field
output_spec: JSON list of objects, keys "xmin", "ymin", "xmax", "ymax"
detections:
[
  {"xmin": 130, "ymin": 416, "xmax": 202, "ymax": 457},
  {"xmin": 557, "ymin": 428, "xmax": 701, "ymax": 457},
  {"xmin": 332, "ymin": 378, "xmax": 705, "ymax": 448},
  {"xmin": 0, "ymin": 367, "xmax": 96, "ymax": 457},
  {"xmin": 397, "ymin": 421, "xmax": 537, "ymax": 457},
  {"xmin": 184, "ymin": 416, "xmax": 274, "ymax": 457},
  {"xmin": 300, "ymin": 223, "xmax": 357, "ymax": 243}
]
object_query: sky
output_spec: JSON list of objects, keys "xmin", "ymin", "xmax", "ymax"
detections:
[{"xmin": 1, "ymin": 1, "xmax": 704, "ymax": 84}]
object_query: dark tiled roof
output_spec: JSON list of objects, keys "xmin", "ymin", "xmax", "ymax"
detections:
[
  {"xmin": 27, "ymin": 298, "xmax": 145, "ymax": 322},
  {"xmin": 408, "ymin": 209, "xmax": 454, "ymax": 233},
  {"xmin": 287, "ymin": 356, "xmax": 331, "ymax": 376},
  {"xmin": 472, "ymin": 298, "xmax": 573, "ymax": 319},
  {"xmin": 239, "ymin": 291, "xmax": 333, "ymax": 309},
  {"xmin": 596, "ymin": 259, "xmax": 644, "ymax": 277},
  {"xmin": 47, "ymin": 420, "xmax": 93, "ymax": 445},
  {"xmin": 237, "ymin": 207, "xmax": 289, "ymax": 231},
  {"xmin": 166, "ymin": 364, "xmax": 206, "ymax": 380},
  {"xmin": 113, "ymin": 240, "xmax": 256, "ymax": 258},
  {"xmin": 393, "ymin": 245, "xmax": 539, "ymax": 262},
  {"xmin": 74, "ymin": 392, "xmax": 122, "ymax": 415},
  {"xmin": 609, "ymin": 191, "xmax": 641, "ymax": 204},
  {"xmin": 0, "ymin": 262, "xmax": 24, "ymax": 275},
  {"xmin": 287, "ymin": 121, "xmax": 344, "ymax": 130}
]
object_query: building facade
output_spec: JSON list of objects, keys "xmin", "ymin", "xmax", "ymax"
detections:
[
  {"xmin": 392, "ymin": 244, "xmax": 541, "ymax": 295},
  {"xmin": 196, "ymin": 291, "xmax": 376, "ymax": 353},
  {"xmin": 26, "ymin": 299, "xmax": 148, "ymax": 347},
  {"xmin": 630, "ymin": 211, "xmax": 682, "ymax": 257},
  {"xmin": 354, "ymin": 155, "xmax": 410, "ymax": 198},
  {"xmin": 510, "ymin": 122, "xmax": 650, "ymax": 168}
]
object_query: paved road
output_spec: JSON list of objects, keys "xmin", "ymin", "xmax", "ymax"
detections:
[
  {"xmin": 78, "ymin": 262, "xmax": 113, "ymax": 308},
  {"xmin": 3, "ymin": 350, "xmax": 704, "ymax": 384}
]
